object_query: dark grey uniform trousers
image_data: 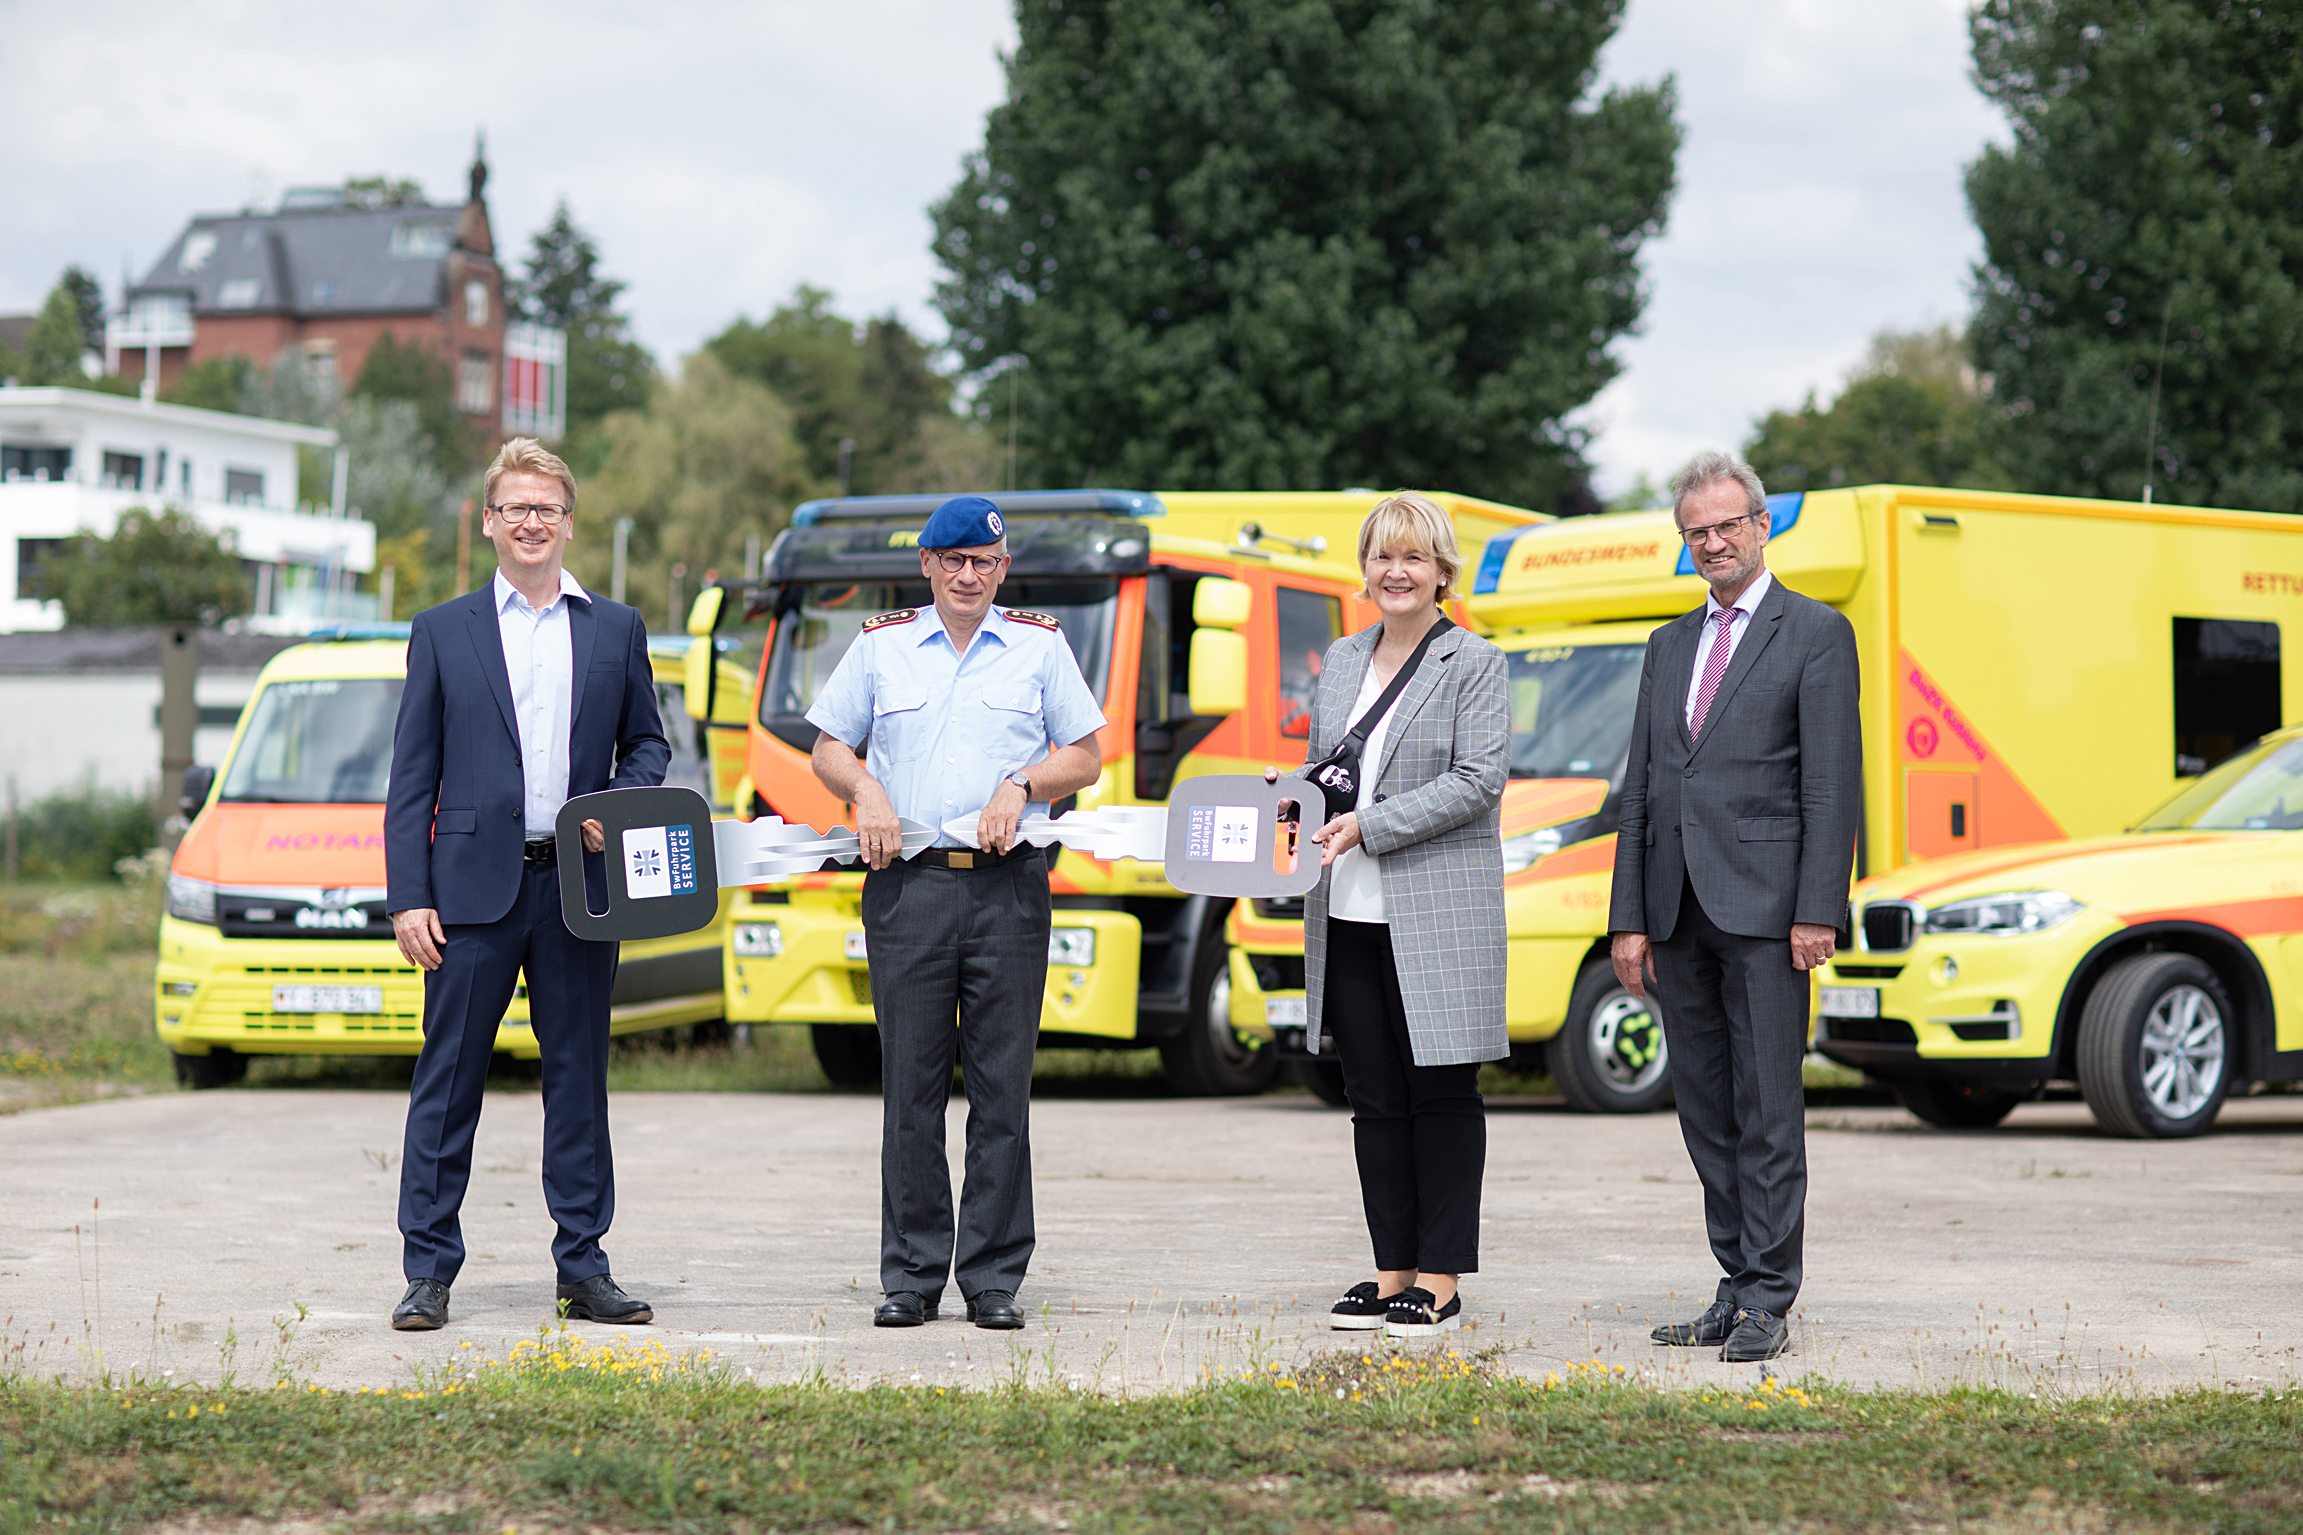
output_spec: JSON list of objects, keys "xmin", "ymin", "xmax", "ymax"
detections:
[
  {"xmin": 861, "ymin": 849, "xmax": 1048, "ymax": 1301},
  {"xmin": 1648, "ymin": 881, "xmax": 1809, "ymax": 1316}
]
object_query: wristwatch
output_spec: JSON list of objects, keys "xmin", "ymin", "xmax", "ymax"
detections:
[{"xmin": 1006, "ymin": 770, "xmax": 1034, "ymax": 796}]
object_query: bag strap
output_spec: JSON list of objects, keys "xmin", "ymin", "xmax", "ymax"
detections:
[{"xmin": 1339, "ymin": 616, "xmax": 1454, "ymax": 752}]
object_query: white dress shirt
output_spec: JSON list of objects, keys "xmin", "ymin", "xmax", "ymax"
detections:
[
  {"xmin": 1328, "ymin": 662, "xmax": 1402, "ymax": 924},
  {"xmin": 1685, "ymin": 567, "xmax": 1773, "ymax": 731},
  {"xmin": 494, "ymin": 568, "xmax": 588, "ymax": 837}
]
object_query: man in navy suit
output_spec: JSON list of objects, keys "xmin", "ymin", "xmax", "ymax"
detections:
[{"xmin": 384, "ymin": 437, "xmax": 669, "ymax": 1332}]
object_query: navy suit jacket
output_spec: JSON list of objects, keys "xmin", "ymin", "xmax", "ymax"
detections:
[{"xmin": 385, "ymin": 585, "xmax": 670, "ymax": 926}]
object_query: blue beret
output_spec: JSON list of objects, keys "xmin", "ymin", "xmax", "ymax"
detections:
[{"xmin": 920, "ymin": 494, "xmax": 1006, "ymax": 550}]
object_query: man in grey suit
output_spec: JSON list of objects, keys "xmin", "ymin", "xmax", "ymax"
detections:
[{"xmin": 1608, "ymin": 451, "xmax": 1861, "ymax": 1363}]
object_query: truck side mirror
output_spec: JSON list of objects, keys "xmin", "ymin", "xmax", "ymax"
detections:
[
  {"xmin": 683, "ymin": 587, "xmax": 726, "ymax": 721},
  {"xmin": 180, "ymin": 764, "xmax": 216, "ymax": 818},
  {"xmin": 1188, "ymin": 630, "xmax": 1248, "ymax": 715},
  {"xmin": 1187, "ymin": 576, "xmax": 1252, "ymax": 717}
]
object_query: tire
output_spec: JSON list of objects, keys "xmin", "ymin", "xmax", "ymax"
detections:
[
  {"xmin": 1160, "ymin": 927, "xmax": 1279, "ymax": 1096},
  {"xmin": 2076, "ymin": 952, "xmax": 2234, "ymax": 1138},
  {"xmin": 1891, "ymin": 1075, "xmax": 2024, "ymax": 1128},
  {"xmin": 1545, "ymin": 958, "xmax": 1674, "ymax": 1114},
  {"xmin": 1293, "ymin": 1058, "xmax": 1351, "ymax": 1108},
  {"xmin": 172, "ymin": 1049, "xmax": 247, "ymax": 1090},
  {"xmin": 811, "ymin": 1023, "xmax": 883, "ymax": 1090},
  {"xmin": 690, "ymin": 1020, "xmax": 733, "ymax": 1048}
]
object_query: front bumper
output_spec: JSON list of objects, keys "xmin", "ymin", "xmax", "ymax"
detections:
[
  {"xmin": 722, "ymin": 889, "xmax": 1144, "ymax": 1039},
  {"xmin": 1812, "ymin": 911, "xmax": 2114, "ymax": 1086}
]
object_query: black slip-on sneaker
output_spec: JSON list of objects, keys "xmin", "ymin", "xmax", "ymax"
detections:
[
  {"xmin": 1383, "ymin": 1286, "xmax": 1462, "ymax": 1339},
  {"xmin": 1328, "ymin": 1281, "xmax": 1393, "ymax": 1331}
]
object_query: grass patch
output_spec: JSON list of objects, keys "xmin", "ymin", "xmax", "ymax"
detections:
[
  {"xmin": 0, "ymin": 954, "xmax": 172, "ymax": 1114},
  {"xmin": 5, "ymin": 1333, "xmax": 2300, "ymax": 1534}
]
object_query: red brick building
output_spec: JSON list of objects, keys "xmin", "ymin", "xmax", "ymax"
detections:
[{"xmin": 109, "ymin": 145, "xmax": 514, "ymax": 429}]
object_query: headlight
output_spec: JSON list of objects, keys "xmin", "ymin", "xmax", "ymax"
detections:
[
  {"xmin": 165, "ymin": 874, "xmax": 217, "ymax": 925},
  {"xmin": 1923, "ymin": 890, "xmax": 2085, "ymax": 936},
  {"xmin": 1048, "ymin": 927, "xmax": 1096, "ymax": 967},
  {"xmin": 1499, "ymin": 818, "xmax": 1588, "ymax": 874},
  {"xmin": 732, "ymin": 921, "xmax": 783, "ymax": 958}
]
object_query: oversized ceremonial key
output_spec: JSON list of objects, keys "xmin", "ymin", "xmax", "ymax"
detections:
[
  {"xmin": 941, "ymin": 774, "xmax": 1322, "ymax": 898},
  {"xmin": 554, "ymin": 785, "xmax": 935, "ymax": 941}
]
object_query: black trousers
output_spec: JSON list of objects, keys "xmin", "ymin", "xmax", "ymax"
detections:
[
  {"xmin": 862, "ymin": 849, "xmax": 1048, "ymax": 1301},
  {"xmin": 1647, "ymin": 881, "xmax": 1810, "ymax": 1315},
  {"xmin": 1325, "ymin": 918, "xmax": 1485, "ymax": 1275},
  {"xmin": 399, "ymin": 860, "xmax": 620, "ymax": 1285}
]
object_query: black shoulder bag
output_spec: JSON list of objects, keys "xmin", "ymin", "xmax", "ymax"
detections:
[{"xmin": 1302, "ymin": 617, "xmax": 1454, "ymax": 823}]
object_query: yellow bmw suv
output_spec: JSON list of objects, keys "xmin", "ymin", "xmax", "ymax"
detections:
[{"xmin": 1818, "ymin": 726, "xmax": 2303, "ymax": 1137}]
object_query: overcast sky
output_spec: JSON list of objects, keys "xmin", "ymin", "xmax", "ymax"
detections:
[{"xmin": 1, "ymin": 0, "xmax": 2002, "ymax": 500}]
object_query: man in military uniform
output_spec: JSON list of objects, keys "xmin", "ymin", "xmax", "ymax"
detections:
[{"xmin": 806, "ymin": 494, "xmax": 1105, "ymax": 1330}]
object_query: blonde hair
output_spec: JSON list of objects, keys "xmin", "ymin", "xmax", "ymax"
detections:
[
  {"xmin": 1356, "ymin": 491, "xmax": 1461, "ymax": 601},
  {"xmin": 483, "ymin": 437, "xmax": 577, "ymax": 512}
]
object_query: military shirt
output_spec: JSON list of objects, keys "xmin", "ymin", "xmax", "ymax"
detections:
[{"xmin": 805, "ymin": 603, "xmax": 1106, "ymax": 845}]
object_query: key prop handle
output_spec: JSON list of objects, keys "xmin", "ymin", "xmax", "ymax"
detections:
[
  {"xmin": 556, "ymin": 786, "xmax": 722, "ymax": 942},
  {"xmin": 1161, "ymin": 774, "xmax": 1322, "ymax": 897}
]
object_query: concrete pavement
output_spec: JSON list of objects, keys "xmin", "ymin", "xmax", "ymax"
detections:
[{"xmin": 2, "ymin": 1084, "xmax": 2297, "ymax": 1394}]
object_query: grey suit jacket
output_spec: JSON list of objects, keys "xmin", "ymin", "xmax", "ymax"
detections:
[
  {"xmin": 1608, "ymin": 576, "xmax": 1862, "ymax": 943},
  {"xmin": 1303, "ymin": 622, "xmax": 1511, "ymax": 1067}
]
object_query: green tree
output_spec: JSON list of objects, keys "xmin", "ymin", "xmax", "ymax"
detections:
[
  {"xmin": 62, "ymin": 266, "xmax": 106, "ymax": 356},
  {"xmin": 510, "ymin": 202, "xmax": 656, "ymax": 452},
  {"xmin": 1745, "ymin": 325, "xmax": 2006, "ymax": 493},
  {"xmin": 342, "ymin": 175, "xmax": 425, "ymax": 209},
  {"xmin": 350, "ymin": 332, "xmax": 467, "ymax": 469},
  {"xmin": 706, "ymin": 287, "xmax": 983, "ymax": 494},
  {"xmin": 162, "ymin": 355, "xmax": 258, "ymax": 413},
  {"xmin": 1966, "ymin": 0, "xmax": 2303, "ymax": 511},
  {"xmin": 929, "ymin": 0, "xmax": 1678, "ymax": 509},
  {"xmin": 20, "ymin": 280, "xmax": 91, "ymax": 384},
  {"xmin": 573, "ymin": 354, "xmax": 815, "ymax": 628},
  {"xmin": 48, "ymin": 508, "xmax": 252, "ymax": 626}
]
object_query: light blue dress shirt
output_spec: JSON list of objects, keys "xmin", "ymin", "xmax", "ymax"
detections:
[
  {"xmin": 805, "ymin": 603, "xmax": 1106, "ymax": 844},
  {"xmin": 494, "ymin": 567, "xmax": 589, "ymax": 836}
]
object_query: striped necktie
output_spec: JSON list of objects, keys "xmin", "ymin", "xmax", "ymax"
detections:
[{"xmin": 1690, "ymin": 607, "xmax": 1739, "ymax": 740}]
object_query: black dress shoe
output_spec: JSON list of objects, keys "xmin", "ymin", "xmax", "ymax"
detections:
[
  {"xmin": 556, "ymin": 1274, "xmax": 653, "ymax": 1324},
  {"xmin": 874, "ymin": 1291, "xmax": 940, "ymax": 1327},
  {"xmin": 1651, "ymin": 1298, "xmax": 1737, "ymax": 1347},
  {"xmin": 392, "ymin": 1278, "xmax": 450, "ymax": 1331},
  {"xmin": 1720, "ymin": 1308, "xmax": 1791, "ymax": 1362},
  {"xmin": 965, "ymin": 1290, "xmax": 1025, "ymax": 1330}
]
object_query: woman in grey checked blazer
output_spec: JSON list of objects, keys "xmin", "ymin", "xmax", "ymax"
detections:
[{"xmin": 1297, "ymin": 492, "xmax": 1510, "ymax": 1339}]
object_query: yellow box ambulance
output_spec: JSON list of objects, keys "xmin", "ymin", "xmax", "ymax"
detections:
[
  {"xmin": 1226, "ymin": 484, "xmax": 2303, "ymax": 1122},
  {"xmin": 155, "ymin": 626, "xmax": 751, "ymax": 1087},
  {"xmin": 695, "ymin": 489, "xmax": 1544, "ymax": 1095}
]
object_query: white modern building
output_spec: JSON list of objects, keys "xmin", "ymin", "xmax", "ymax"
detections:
[{"xmin": 0, "ymin": 386, "xmax": 375, "ymax": 634}]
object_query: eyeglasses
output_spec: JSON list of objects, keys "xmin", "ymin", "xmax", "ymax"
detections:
[
  {"xmin": 932, "ymin": 552, "xmax": 1007, "ymax": 576},
  {"xmin": 1677, "ymin": 511, "xmax": 1761, "ymax": 546},
  {"xmin": 490, "ymin": 503, "xmax": 569, "ymax": 526}
]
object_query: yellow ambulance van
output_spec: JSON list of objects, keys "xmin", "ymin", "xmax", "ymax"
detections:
[
  {"xmin": 693, "ymin": 489, "xmax": 1544, "ymax": 1095},
  {"xmin": 1227, "ymin": 484, "xmax": 2303, "ymax": 1121},
  {"xmin": 155, "ymin": 625, "xmax": 750, "ymax": 1087}
]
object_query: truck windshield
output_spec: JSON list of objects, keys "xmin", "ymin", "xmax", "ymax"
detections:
[
  {"xmin": 2135, "ymin": 734, "xmax": 2303, "ymax": 831},
  {"xmin": 758, "ymin": 580, "xmax": 1118, "ymax": 745},
  {"xmin": 219, "ymin": 678, "xmax": 403, "ymax": 804},
  {"xmin": 1507, "ymin": 644, "xmax": 1644, "ymax": 782}
]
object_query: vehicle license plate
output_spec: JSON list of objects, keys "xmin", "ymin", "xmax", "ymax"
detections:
[
  {"xmin": 844, "ymin": 931, "xmax": 869, "ymax": 961},
  {"xmin": 1819, "ymin": 986, "xmax": 1880, "ymax": 1019},
  {"xmin": 1264, "ymin": 996, "xmax": 1307, "ymax": 1027},
  {"xmin": 272, "ymin": 984, "xmax": 383, "ymax": 1014}
]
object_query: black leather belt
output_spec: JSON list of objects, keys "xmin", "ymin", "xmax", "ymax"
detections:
[
  {"xmin": 523, "ymin": 837, "xmax": 558, "ymax": 866},
  {"xmin": 910, "ymin": 843, "xmax": 1041, "ymax": 871}
]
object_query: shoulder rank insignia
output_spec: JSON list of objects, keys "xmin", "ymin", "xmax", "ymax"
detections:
[
  {"xmin": 1003, "ymin": 608, "xmax": 1062, "ymax": 630},
  {"xmin": 861, "ymin": 609, "xmax": 918, "ymax": 632}
]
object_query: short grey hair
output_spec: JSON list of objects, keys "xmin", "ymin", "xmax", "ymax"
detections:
[{"xmin": 1670, "ymin": 451, "xmax": 1766, "ymax": 524}]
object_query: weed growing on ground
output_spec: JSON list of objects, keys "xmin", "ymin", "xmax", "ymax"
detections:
[{"xmin": 4, "ymin": 1336, "xmax": 2300, "ymax": 1534}]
